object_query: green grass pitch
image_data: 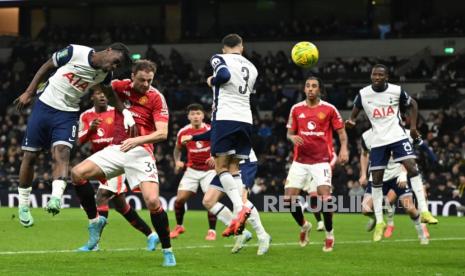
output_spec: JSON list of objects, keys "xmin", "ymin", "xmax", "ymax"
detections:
[{"xmin": 0, "ymin": 208, "xmax": 464, "ymax": 275}]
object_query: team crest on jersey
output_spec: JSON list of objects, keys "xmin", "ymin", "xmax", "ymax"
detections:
[
  {"xmin": 317, "ymin": 112, "xmax": 326, "ymax": 120},
  {"xmin": 138, "ymin": 96, "xmax": 148, "ymax": 105},
  {"xmin": 211, "ymin": 57, "xmax": 222, "ymax": 69},
  {"xmin": 307, "ymin": 121, "xmax": 316, "ymax": 130},
  {"xmin": 105, "ymin": 117, "xmax": 113, "ymax": 125},
  {"xmin": 195, "ymin": 141, "xmax": 203, "ymax": 149},
  {"xmin": 97, "ymin": 128, "xmax": 105, "ymax": 137}
]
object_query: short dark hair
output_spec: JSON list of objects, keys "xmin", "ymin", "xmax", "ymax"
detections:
[
  {"xmin": 132, "ymin": 59, "xmax": 157, "ymax": 74},
  {"xmin": 109, "ymin": 42, "xmax": 131, "ymax": 65},
  {"xmin": 306, "ymin": 76, "xmax": 325, "ymax": 95},
  {"xmin": 372, "ymin": 64, "xmax": 389, "ymax": 75},
  {"xmin": 187, "ymin": 103, "xmax": 204, "ymax": 113},
  {"xmin": 222, "ymin": 34, "xmax": 243, "ymax": 48}
]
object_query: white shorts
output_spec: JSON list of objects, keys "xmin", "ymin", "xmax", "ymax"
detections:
[
  {"xmin": 98, "ymin": 174, "xmax": 128, "ymax": 195},
  {"xmin": 303, "ymin": 177, "xmax": 317, "ymax": 195},
  {"xmin": 88, "ymin": 145, "xmax": 158, "ymax": 190},
  {"xmin": 286, "ymin": 161, "xmax": 332, "ymax": 190},
  {"xmin": 178, "ymin": 168, "xmax": 216, "ymax": 193}
]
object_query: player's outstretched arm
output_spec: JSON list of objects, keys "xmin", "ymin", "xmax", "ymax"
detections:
[
  {"xmin": 336, "ymin": 128, "xmax": 349, "ymax": 164},
  {"xmin": 14, "ymin": 59, "xmax": 56, "ymax": 111}
]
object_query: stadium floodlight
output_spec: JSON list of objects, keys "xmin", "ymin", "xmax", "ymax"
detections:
[
  {"xmin": 444, "ymin": 47, "xmax": 455, "ymax": 55},
  {"xmin": 131, "ymin": 53, "xmax": 142, "ymax": 60}
]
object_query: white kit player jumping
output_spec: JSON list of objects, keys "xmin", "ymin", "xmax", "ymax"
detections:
[
  {"xmin": 346, "ymin": 64, "xmax": 438, "ymax": 242},
  {"xmin": 206, "ymin": 33, "xmax": 260, "ymax": 237},
  {"xmin": 14, "ymin": 43, "xmax": 131, "ymax": 226}
]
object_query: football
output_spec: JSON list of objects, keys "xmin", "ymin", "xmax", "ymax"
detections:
[{"xmin": 291, "ymin": 41, "xmax": 319, "ymax": 68}]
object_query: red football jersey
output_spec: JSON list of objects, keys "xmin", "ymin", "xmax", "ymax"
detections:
[
  {"xmin": 176, "ymin": 123, "xmax": 212, "ymax": 171},
  {"xmin": 78, "ymin": 106, "xmax": 115, "ymax": 153},
  {"xmin": 287, "ymin": 100, "xmax": 344, "ymax": 165},
  {"xmin": 111, "ymin": 79, "xmax": 169, "ymax": 152}
]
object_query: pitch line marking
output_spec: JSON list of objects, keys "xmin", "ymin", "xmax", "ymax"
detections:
[{"xmin": 0, "ymin": 237, "xmax": 464, "ymax": 255}]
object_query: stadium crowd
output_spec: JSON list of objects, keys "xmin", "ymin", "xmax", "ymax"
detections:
[
  {"xmin": 30, "ymin": 15, "xmax": 465, "ymax": 45},
  {"xmin": 0, "ymin": 42, "xmax": 464, "ymax": 205}
]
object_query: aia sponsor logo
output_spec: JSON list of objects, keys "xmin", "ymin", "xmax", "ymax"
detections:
[{"xmin": 372, "ymin": 106, "xmax": 395, "ymax": 118}]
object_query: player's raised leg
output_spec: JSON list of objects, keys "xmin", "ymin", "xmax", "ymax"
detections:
[
  {"xmin": 402, "ymin": 159, "xmax": 438, "ymax": 224},
  {"xmin": 219, "ymin": 157, "xmax": 251, "ymax": 237},
  {"xmin": 71, "ymin": 160, "xmax": 107, "ymax": 251},
  {"xmin": 46, "ymin": 144, "xmax": 72, "ymax": 215}
]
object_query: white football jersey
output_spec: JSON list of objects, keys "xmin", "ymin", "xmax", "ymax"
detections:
[
  {"xmin": 39, "ymin": 44, "xmax": 111, "ymax": 112},
  {"xmin": 362, "ymin": 129, "xmax": 402, "ymax": 181},
  {"xmin": 356, "ymin": 83, "xmax": 410, "ymax": 147},
  {"xmin": 210, "ymin": 54, "xmax": 258, "ymax": 124}
]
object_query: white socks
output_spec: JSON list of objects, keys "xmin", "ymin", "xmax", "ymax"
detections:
[
  {"xmin": 246, "ymin": 200, "xmax": 267, "ymax": 239},
  {"xmin": 210, "ymin": 202, "xmax": 233, "ymax": 226},
  {"xmin": 51, "ymin": 179, "xmax": 67, "ymax": 199},
  {"xmin": 219, "ymin": 172, "xmax": 243, "ymax": 214},
  {"xmin": 372, "ymin": 187, "xmax": 384, "ymax": 224},
  {"xmin": 18, "ymin": 187, "xmax": 32, "ymax": 207},
  {"xmin": 410, "ymin": 175, "xmax": 428, "ymax": 213}
]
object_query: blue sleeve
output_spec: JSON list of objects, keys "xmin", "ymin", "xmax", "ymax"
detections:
[
  {"xmin": 353, "ymin": 92, "xmax": 363, "ymax": 109},
  {"xmin": 418, "ymin": 142, "xmax": 438, "ymax": 163},
  {"xmin": 102, "ymin": 72, "xmax": 112, "ymax": 85},
  {"xmin": 192, "ymin": 130, "xmax": 211, "ymax": 141},
  {"xmin": 210, "ymin": 55, "xmax": 231, "ymax": 85},
  {"xmin": 399, "ymin": 89, "xmax": 412, "ymax": 107},
  {"xmin": 52, "ymin": 45, "xmax": 73, "ymax": 67}
]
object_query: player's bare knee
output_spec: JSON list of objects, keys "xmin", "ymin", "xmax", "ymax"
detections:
[
  {"xmin": 53, "ymin": 145, "xmax": 71, "ymax": 163},
  {"xmin": 71, "ymin": 166, "xmax": 86, "ymax": 184},
  {"xmin": 202, "ymin": 196, "xmax": 215, "ymax": 209},
  {"xmin": 145, "ymin": 196, "xmax": 160, "ymax": 210}
]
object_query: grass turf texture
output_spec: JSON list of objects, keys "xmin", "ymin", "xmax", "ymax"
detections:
[{"xmin": 0, "ymin": 208, "xmax": 464, "ymax": 275}]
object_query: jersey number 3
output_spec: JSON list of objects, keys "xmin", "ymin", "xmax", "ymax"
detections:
[{"xmin": 238, "ymin": 66, "xmax": 249, "ymax": 94}]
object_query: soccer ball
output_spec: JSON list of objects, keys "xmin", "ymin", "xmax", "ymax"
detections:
[{"xmin": 291, "ymin": 41, "xmax": 319, "ymax": 68}]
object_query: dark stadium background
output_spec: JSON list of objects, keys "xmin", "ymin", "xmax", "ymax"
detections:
[{"xmin": 0, "ymin": 0, "xmax": 464, "ymax": 214}]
